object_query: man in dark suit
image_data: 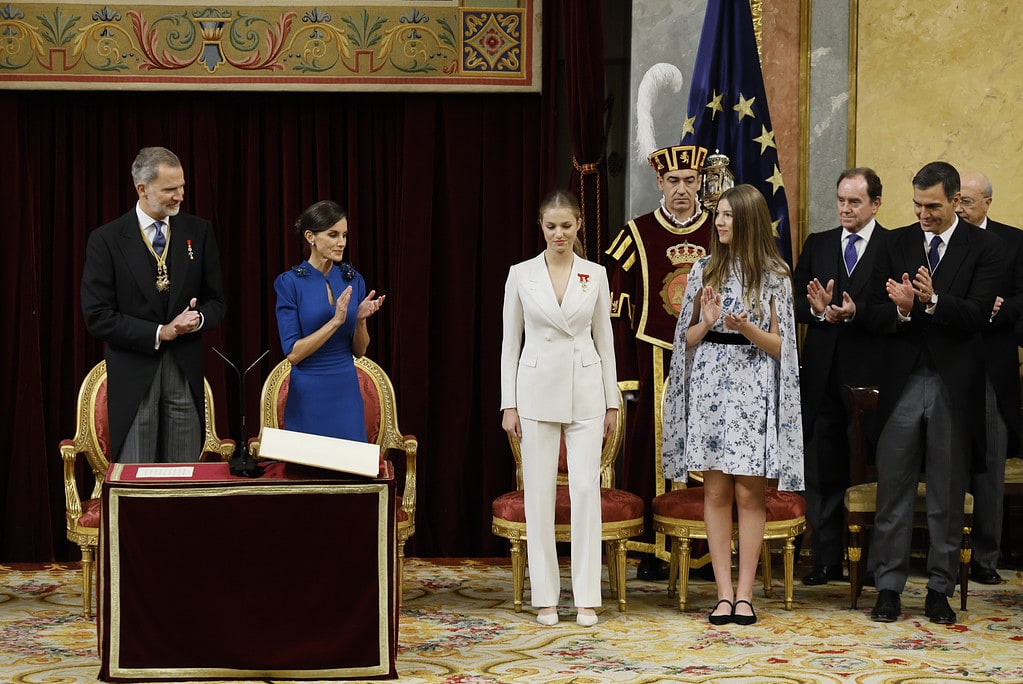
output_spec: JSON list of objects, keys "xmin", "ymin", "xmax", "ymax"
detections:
[
  {"xmin": 81, "ymin": 147, "xmax": 226, "ymax": 463},
  {"xmin": 793, "ymin": 167, "xmax": 888, "ymax": 586},
  {"xmin": 956, "ymin": 169, "xmax": 1023, "ymax": 585},
  {"xmin": 867, "ymin": 161, "xmax": 1001, "ymax": 624}
]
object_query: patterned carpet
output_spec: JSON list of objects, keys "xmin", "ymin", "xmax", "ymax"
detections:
[{"xmin": 3, "ymin": 558, "xmax": 1023, "ymax": 683}]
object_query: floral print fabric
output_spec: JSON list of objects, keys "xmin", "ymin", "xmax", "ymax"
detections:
[{"xmin": 661, "ymin": 258, "xmax": 804, "ymax": 491}]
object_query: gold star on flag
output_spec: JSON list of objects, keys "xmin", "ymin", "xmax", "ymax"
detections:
[
  {"xmin": 706, "ymin": 91, "xmax": 724, "ymax": 120},
  {"xmin": 771, "ymin": 219, "xmax": 781, "ymax": 238},
  {"xmin": 733, "ymin": 93, "xmax": 756, "ymax": 122},
  {"xmin": 766, "ymin": 164, "xmax": 785, "ymax": 194},
  {"xmin": 680, "ymin": 115, "xmax": 696, "ymax": 140},
  {"xmin": 753, "ymin": 125, "xmax": 776, "ymax": 154}
]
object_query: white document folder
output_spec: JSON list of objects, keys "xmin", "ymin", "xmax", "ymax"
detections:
[{"xmin": 257, "ymin": 426, "xmax": 381, "ymax": 477}]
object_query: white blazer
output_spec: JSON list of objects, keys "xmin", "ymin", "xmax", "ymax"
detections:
[{"xmin": 500, "ymin": 252, "xmax": 619, "ymax": 423}]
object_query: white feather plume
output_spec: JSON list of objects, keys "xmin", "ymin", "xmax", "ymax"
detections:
[{"xmin": 635, "ymin": 63, "xmax": 684, "ymax": 164}]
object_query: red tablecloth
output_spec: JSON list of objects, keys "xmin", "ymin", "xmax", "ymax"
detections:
[{"xmin": 98, "ymin": 461, "xmax": 397, "ymax": 681}]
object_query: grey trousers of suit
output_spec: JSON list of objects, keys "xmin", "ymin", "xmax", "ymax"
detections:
[
  {"xmin": 970, "ymin": 379, "xmax": 1008, "ymax": 569},
  {"xmin": 870, "ymin": 368, "xmax": 969, "ymax": 596},
  {"xmin": 117, "ymin": 355, "xmax": 202, "ymax": 464}
]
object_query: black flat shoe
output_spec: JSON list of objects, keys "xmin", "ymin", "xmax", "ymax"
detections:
[
  {"xmin": 731, "ymin": 599, "xmax": 757, "ymax": 625},
  {"xmin": 870, "ymin": 589, "xmax": 901, "ymax": 622},
  {"xmin": 924, "ymin": 589, "xmax": 957, "ymax": 625},
  {"xmin": 802, "ymin": 564, "xmax": 845, "ymax": 585},
  {"xmin": 708, "ymin": 599, "xmax": 733, "ymax": 625}
]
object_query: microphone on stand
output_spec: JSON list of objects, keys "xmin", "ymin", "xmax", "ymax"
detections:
[{"xmin": 213, "ymin": 347, "xmax": 269, "ymax": 478}]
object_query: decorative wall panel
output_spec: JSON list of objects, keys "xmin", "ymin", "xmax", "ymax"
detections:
[{"xmin": 0, "ymin": 1, "xmax": 541, "ymax": 91}]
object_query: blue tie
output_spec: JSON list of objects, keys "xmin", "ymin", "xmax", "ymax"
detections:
[
  {"xmin": 928, "ymin": 235, "xmax": 942, "ymax": 273},
  {"xmin": 152, "ymin": 221, "xmax": 166, "ymax": 256},
  {"xmin": 844, "ymin": 233, "xmax": 860, "ymax": 274}
]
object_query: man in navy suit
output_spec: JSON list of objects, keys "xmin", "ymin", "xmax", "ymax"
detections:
[
  {"xmin": 81, "ymin": 147, "xmax": 226, "ymax": 463},
  {"xmin": 867, "ymin": 161, "xmax": 1000, "ymax": 624},
  {"xmin": 955, "ymin": 169, "xmax": 1023, "ymax": 585},
  {"xmin": 793, "ymin": 168, "xmax": 888, "ymax": 586}
]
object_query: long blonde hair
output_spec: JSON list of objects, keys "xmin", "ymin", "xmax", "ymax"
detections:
[
  {"xmin": 702, "ymin": 184, "xmax": 790, "ymax": 317},
  {"xmin": 538, "ymin": 189, "xmax": 585, "ymax": 257}
]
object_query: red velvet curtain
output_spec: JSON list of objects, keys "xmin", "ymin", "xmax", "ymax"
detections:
[
  {"xmin": 562, "ymin": 0, "xmax": 609, "ymax": 261},
  {"xmin": 0, "ymin": 86, "xmax": 545, "ymax": 561},
  {"xmin": 0, "ymin": 0, "xmax": 599, "ymax": 561}
]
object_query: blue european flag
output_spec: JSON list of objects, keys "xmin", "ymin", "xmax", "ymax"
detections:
[{"xmin": 681, "ymin": 0, "xmax": 792, "ymax": 265}]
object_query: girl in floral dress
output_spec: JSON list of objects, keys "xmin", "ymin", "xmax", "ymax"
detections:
[{"xmin": 661, "ymin": 184, "xmax": 803, "ymax": 626}]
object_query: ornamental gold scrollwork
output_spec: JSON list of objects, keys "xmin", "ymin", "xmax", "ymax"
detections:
[{"xmin": 0, "ymin": 3, "xmax": 532, "ymax": 85}]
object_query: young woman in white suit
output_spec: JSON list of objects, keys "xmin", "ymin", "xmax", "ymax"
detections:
[{"xmin": 500, "ymin": 190, "xmax": 620, "ymax": 627}]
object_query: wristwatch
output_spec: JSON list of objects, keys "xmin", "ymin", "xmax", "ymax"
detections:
[{"xmin": 930, "ymin": 292, "xmax": 938, "ymax": 305}]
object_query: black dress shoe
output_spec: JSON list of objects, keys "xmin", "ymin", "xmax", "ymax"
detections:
[
  {"xmin": 802, "ymin": 564, "xmax": 845, "ymax": 585},
  {"xmin": 924, "ymin": 589, "xmax": 957, "ymax": 625},
  {"xmin": 870, "ymin": 589, "xmax": 901, "ymax": 622},
  {"xmin": 971, "ymin": 564, "xmax": 1003, "ymax": 585},
  {"xmin": 637, "ymin": 555, "xmax": 669, "ymax": 581}
]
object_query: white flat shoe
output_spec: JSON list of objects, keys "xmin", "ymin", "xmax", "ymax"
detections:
[
  {"xmin": 576, "ymin": 610, "xmax": 598, "ymax": 627},
  {"xmin": 536, "ymin": 609, "xmax": 558, "ymax": 626}
]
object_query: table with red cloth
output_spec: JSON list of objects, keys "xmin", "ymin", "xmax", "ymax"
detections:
[{"xmin": 97, "ymin": 460, "xmax": 397, "ymax": 681}]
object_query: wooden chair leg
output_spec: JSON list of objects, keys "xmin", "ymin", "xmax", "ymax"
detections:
[
  {"xmin": 960, "ymin": 525, "xmax": 972, "ymax": 611},
  {"xmin": 847, "ymin": 524, "xmax": 863, "ymax": 609},
  {"xmin": 81, "ymin": 545, "xmax": 94, "ymax": 619},
  {"xmin": 677, "ymin": 536, "xmax": 692, "ymax": 612},
  {"xmin": 666, "ymin": 536, "xmax": 679, "ymax": 598},
  {"xmin": 782, "ymin": 535, "xmax": 796, "ymax": 609},
  {"xmin": 760, "ymin": 541, "xmax": 774, "ymax": 598},
  {"xmin": 612, "ymin": 539, "xmax": 628, "ymax": 612},
  {"xmin": 510, "ymin": 539, "xmax": 525, "ymax": 613}
]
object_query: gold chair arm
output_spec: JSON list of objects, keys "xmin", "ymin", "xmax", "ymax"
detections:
[
  {"xmin": 60, "ymin": 441, "xmax": 84, "ymax": 525},
  {"xmin": 399, "ymin": 436, "xmax": 418, "ymax": 518}
]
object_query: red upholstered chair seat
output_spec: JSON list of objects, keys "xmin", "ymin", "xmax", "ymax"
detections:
[
  {"xmin": 652, "ymin": 486, "xmax": 806, "ymax": 611},
  {"xmin": 78, "ymin": 498, "xmax": 103, "ymax": 529},
  {"xmin": 491, "ymin": 487, "xmax": 644, "ymax": 524},
  {"xmin": 652, "ymin": 487, "xmax": 805, "ymax": 521}
]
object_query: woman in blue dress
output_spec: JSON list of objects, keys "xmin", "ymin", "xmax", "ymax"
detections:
[{"xmin": 274, "ymin": 200, "xmax": 385, "ymax": 441}]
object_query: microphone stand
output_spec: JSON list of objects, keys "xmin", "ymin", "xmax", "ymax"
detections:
[{"xmin": 213, "ymin": 347, "xmax": 269, "ymax": 478}]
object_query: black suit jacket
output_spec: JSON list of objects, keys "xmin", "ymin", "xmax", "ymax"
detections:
[
  {"xmin": 793, "ymin": 223, "xmax": 889, "ymax": 430},
  {"xmin": 81, "ymin": 209, "xmax": 226, "ymax": 458},
  {"xmin": 867, "ymin": 220, "xmax": 1001, "ymax": 467},
  {"xmin": 982, "ymin": 220, "xmax": 1023, "ymax": 456}
]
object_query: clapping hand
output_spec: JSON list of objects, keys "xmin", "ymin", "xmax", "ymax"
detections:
[
  {"xmin": 806, "ymin": 278, "xmax": 834, "ymax": 317},
  {"xmin": 162, "ymin": 298, "xmax": 201, "ymax": 341},
  {"xmin": 886, "ymin": 272, "xmax": 917, "ymax": 316},
  {"xmin": 723, "ymin": 310, "xmax": 749, "ymax": 334},
  {"xmin": 332, "ymin": 285, "xmax": 353, "ymax": 326},
  {"xmin": 700, "ymin": 286, "xmax": 722, "ymax": 325},
  {"xmin": 358, "ymin": 290, "xmax": 386, "ymax": 320}
]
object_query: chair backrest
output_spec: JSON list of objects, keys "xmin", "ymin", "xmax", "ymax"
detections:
[
  {"xmin": 845, "ymin": 385, "xmax": 880, "ymax": 484},
  {"xmin": 258, "ymin": 357, "xmax": 401, "ymax": 450},
  {"xmin": 506, "ymin": 384, "xmax": 626, "ymax": 490},
  {"xmin": 67, "ymin": 361, "xmax": 230, "ymax": 495}
]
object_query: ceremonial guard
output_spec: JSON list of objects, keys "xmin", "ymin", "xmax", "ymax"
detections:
[{"xmin": 605, "ymin": 142, "xmax": 723, "ymax": 575}]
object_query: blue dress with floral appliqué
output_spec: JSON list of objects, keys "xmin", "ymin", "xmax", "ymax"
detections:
[{"xmin": 274, "ymin": 261, "xmax": 368, "ymax": 442}]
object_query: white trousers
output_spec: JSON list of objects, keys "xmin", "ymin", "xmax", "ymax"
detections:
[{"xmin": 520, "ymin": 415, "xmax": 603, "ymax": 608}]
